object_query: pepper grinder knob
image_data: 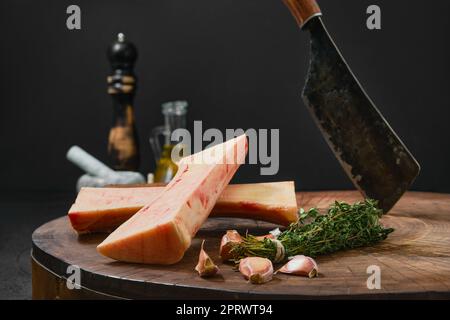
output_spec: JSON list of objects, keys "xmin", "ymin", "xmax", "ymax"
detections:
[
  {"xmin": 108, "ymin": 33, "xmax": 137, "ymax": 72},
  {"xmin": 107, "ymin": 33, "xmax": 138, "ymax": 94}
]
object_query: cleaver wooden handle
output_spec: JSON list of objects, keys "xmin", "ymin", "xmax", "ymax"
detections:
[{"xmin": 282, "ymin": 0, "xmax": 322, "ymax": 29}]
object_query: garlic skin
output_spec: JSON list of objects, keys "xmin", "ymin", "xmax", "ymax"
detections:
[
  {"xmin": 239, "ymin": 257, "xmax": 274, "ymax": 284},
  {"xmin": 277, "ymin": 255, "xmax": 318, "ymax": 278},
  {"xmin": 219, "ymin": 230, "xmax": 243, "ymax": 261},
  {"xmin": 195, "ymin": 240, "xmax": 219, "ymax": 277},
  {"xmin": 269, "ymin": 228, "xmax": 282, "ymax": 238}
]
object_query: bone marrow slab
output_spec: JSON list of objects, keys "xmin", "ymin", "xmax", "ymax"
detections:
[
  {"xmin": 68, "ymin": 181, "xmax": 298, "ymax": 233},
  {"xmin": 97, "ymin": 135, "xmax": 248, "ymax": 264}
]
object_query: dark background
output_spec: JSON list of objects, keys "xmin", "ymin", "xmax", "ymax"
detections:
[{"xmin": 1, "ymin": 0, "xmax": 449, "ymax": 193}]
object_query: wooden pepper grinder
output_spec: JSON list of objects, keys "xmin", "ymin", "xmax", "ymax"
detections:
[{"xmin": 107, "ymin": 33, "xmax": 140, "ymax": 171}]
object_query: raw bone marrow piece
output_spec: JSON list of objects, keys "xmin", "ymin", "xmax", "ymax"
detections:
[
  {"xmin": 68, "ymin": 181, "xmax": 298, "ymax": 233},
  {"xmin": 211, "ymin": 181, "xmax": 298, "ymax": 225},
  {"xmin": 97, "ymin": 134, "xmax": 248, "ymax": 265}
]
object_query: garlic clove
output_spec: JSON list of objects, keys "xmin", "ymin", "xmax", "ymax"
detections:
[
  {"xmin": 195, "ymin": 240, "xmax": 219, "ymax": 277},
  {"xmin": 277, "ymin": 255, "xmax": 319, "ymax": 278},
  {"xmin": 219, "ymin": 230, "xmax": 243, "ymax": 261},
  {"xmin": 239, "ymin": 257, "xmax": 274, "ymax": 284}
]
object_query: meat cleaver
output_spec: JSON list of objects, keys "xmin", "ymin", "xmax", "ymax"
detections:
[{"xmin": 282, "ymin": 0, "xmax": 420, "ymax": 213}]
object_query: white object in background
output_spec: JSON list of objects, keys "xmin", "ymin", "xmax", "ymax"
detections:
[
  {"xmin": 76, "ymin": 173, "xmax": 146, "ymax": 191},
  {"xmin": 67, "ymin": 145, "xmax": 145, "ymax": 187},
  {"xmin": 147, "ymin": 173, "xmax": 154, "ymax": 184},
  {"xmin": 67, "ymin": 145, "xmax": 118, "ymax": 180},
  {"xmin": 114, "ymin": 171, "xmax": 146, "ymax": 185},
  {"xmin": 76, "ymin": 174, "xmax": 108, "ymax": 191}
]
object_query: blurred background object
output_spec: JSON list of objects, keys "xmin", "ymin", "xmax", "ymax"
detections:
[
  {"xmin": 150, "ymin": 101, "xmax": 188, "ymax": 183},
  {"xmin": 66, "ymin": 145, "xmax": 145, "ymax": 190},
  {"xmin": 107, "ymin": 33, "xmax": 140, "ymax": 171}
]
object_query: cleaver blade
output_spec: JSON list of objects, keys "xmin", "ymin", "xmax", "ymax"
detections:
[{"xmin": 282, "ymin": 0, "xmax": 420, "ymax": 213}]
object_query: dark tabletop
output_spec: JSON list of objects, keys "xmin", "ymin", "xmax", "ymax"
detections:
[{"xmin": 0, "ymin": 191, "xmax": 75, "ymax": 300}]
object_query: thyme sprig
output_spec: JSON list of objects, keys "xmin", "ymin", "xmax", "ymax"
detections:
[{"xmin": 231, "ymin": 199, "xmax": 394, "ymax": 262}]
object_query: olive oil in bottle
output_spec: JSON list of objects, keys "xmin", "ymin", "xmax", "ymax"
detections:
[{"xmin": 150, "ymin": 101, "xmax": 188, "ymax": 183}]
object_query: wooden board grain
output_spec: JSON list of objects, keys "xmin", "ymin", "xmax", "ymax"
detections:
[{"xmin": 31, "ymin": 191, "xmax": 450, "ymax": 299}]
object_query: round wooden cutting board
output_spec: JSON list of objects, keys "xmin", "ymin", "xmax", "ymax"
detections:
[{"xmin": 31, "ymin": 191, "xmax": 450, "ymax": 299}]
